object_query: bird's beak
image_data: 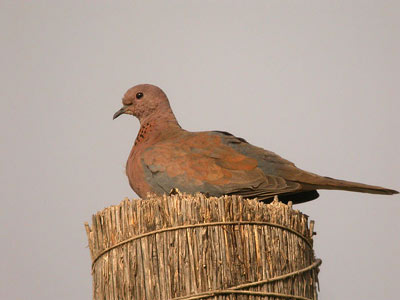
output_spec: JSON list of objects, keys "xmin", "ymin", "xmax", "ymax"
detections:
[{"xmin": 113, "ymin": 106, "xmax": 127, "ymax": 120}]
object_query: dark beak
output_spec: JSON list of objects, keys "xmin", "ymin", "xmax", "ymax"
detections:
[{"xmin": 113, "ymin": 107, "xmax": 126, "ymax": 120}]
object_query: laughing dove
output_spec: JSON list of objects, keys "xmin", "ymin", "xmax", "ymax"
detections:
[{"xmin": 113, "ymin": 84, "xmax": 398, "ymax": 204}]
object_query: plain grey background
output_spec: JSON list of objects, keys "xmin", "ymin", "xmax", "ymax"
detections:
[{"xmin": 1, "ymin": 1, "xmax": 399, "ymax": 299}]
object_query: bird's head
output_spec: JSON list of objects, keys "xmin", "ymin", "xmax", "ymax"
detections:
[{"xmin": 113, "ymin": 84, "xmax": 171, "ymax": 122}]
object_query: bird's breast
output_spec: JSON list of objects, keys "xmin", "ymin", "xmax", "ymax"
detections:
[{"xmin": 126, "ymin": 145, "xmax": 153, "ymax": 198}]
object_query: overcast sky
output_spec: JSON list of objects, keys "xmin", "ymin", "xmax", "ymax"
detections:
[{"xmin": 1, "ymin": 1, "xmax": 399, "ymax": 299}]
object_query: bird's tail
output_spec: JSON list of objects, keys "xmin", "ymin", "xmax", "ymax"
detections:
[{"xmin": 309, "ymin": 176, "xmax": 398, "ymax": 195}]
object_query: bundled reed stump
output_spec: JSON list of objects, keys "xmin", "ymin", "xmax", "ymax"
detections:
[{"xmin": 85, "ymin": 193, "xmax": 321, "ymax": 300}]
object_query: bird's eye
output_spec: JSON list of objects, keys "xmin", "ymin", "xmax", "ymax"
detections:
[{"xmin": 136, "ymin": 92, "xmax": 143, "ymax": 99}]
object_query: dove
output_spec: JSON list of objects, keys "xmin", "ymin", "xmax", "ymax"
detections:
[{"xmin": 113, "ymin": 84, "xmax": 398, "ymax": 204}]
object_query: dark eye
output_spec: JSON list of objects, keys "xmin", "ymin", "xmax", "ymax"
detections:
[{"xmin": 136, "ymin": 92, "xmax": 143, "ymax": 99}]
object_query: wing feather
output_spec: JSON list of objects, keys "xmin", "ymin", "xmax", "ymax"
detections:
[{"xmin": 141, "ymin": 131, "xmax": 301, "ymax": 197}]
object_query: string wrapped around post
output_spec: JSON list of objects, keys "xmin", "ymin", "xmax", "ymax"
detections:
[{"xmin": 85, "ymin": 193, "xmax": 321, "ymax": 300}]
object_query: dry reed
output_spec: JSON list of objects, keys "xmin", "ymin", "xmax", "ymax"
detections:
[{"xmin": 85, "ymin": 193, "xmax": 321, "ymax": 300}]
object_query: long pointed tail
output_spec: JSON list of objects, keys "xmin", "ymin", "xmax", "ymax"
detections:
[{"xmin": 312, "ymin": 176, "xmax": 398, "ymax": 195}]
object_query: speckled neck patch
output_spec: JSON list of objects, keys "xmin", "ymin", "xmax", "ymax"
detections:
[{"xmin": 134, "ymin": 122, "xmax": 152, "ymax": 146}]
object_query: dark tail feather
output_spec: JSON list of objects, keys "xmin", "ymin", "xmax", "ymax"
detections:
[{"xmin": 314, "ymin": 177, "xmax": 399, "ymax": 195}]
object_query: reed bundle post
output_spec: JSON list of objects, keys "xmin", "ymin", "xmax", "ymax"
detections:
[{"xmin": 85, "ymin": 193, "xmax": 321, "ymax": 300}]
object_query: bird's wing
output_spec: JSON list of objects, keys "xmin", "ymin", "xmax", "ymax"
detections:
[
  {"xmin": 140, "ymin": 131, "xmax": 301, "ymax": 199},
  {"xmin": 212, "ymin": 131, "xmax": 399, "ymax": 198},
  {"xmin": 212, "ymin": 130, "xmax": 324, "ymax": 185}
]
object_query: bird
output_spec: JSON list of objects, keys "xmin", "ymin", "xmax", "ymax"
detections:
[{"xmin": 113, "ymin": 84, "xmax": 398, "ymax": 204}]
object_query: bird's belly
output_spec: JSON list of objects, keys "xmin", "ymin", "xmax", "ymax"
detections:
[{"xmin": 126, "ymin": 154, "xmax": 154, "ymax": 199}]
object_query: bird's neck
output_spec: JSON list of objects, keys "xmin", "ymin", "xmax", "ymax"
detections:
[{"xmin": 134, "ymin": 109, "xmax": 182, "ymax": 146}]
